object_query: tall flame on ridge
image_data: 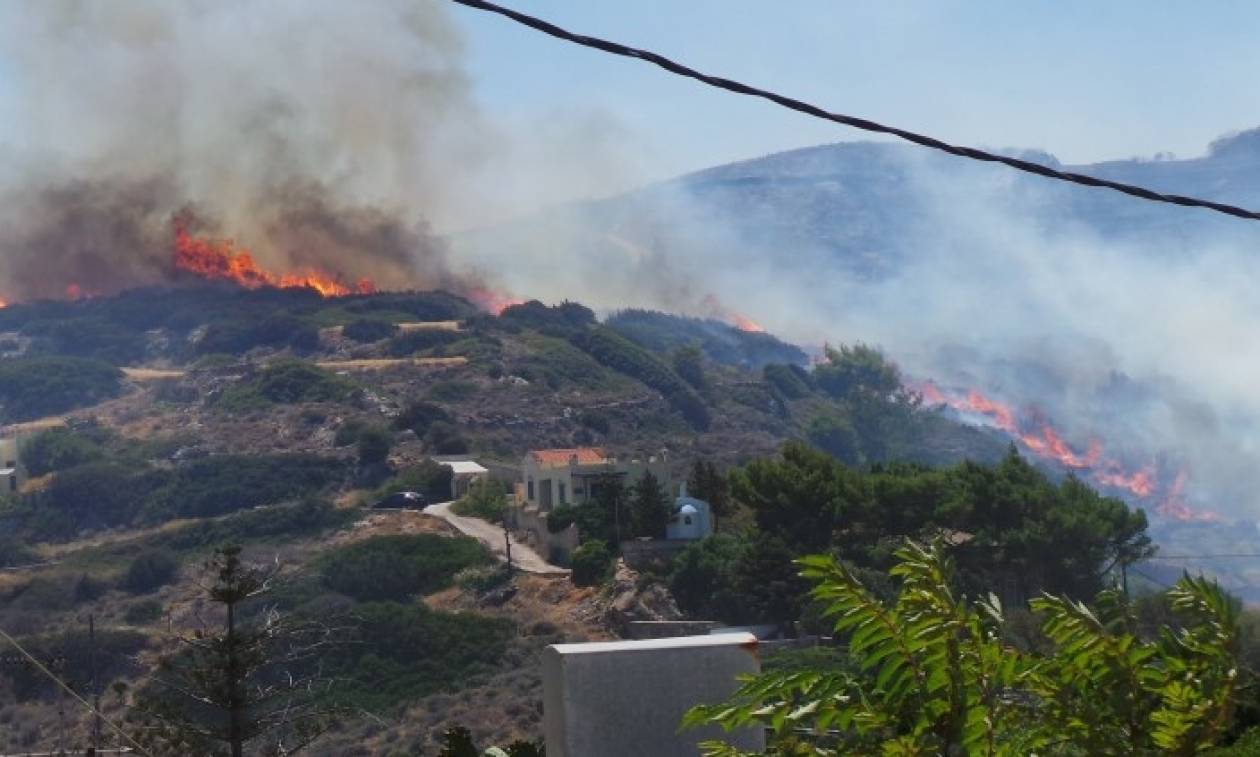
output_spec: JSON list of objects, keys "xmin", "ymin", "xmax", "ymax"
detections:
[
  {"xmin": 917, "ymin": 380, "xmax": 1219, "ymax": 521},
  {"xmin": 173, "ymin": 223, "xmax": 375, "ymax": 298}
]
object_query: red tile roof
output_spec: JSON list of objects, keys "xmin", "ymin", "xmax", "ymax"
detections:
[{"xmin": 527, "ymin": 448, "xmax": 609, "ymax": 466}]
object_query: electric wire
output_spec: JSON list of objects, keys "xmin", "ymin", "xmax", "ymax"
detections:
[
  {"xmin": 451, "ymin": 0, "xmax": 1260, "ymax": 223},
  {"xmin": 0, "ymin": 624, "xmax": 153, "ymax": 757}
]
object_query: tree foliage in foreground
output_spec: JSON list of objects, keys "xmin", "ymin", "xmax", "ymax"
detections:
[
  {"xmin": 686, "ymin": 540, "xmax": 1247, "ymax": 756},
  {"xmin": 131, "ymin": 546, "xmax": 348, "ymax": 756}
]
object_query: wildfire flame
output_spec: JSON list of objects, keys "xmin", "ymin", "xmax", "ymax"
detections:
[
  {"xmin": 916, "ymin": 380, "xmax": 1219, "ymax": 522},
  {"xmin": 173, "ymin": 224, "xmax": 375, "ymax": 298},
  {"xmin": 733, "ymin": 314, "xmax": 766, "ymax": 333},
  {"xmin": 465, "ymin": 287, "xmax": 524, "ymax": 316}
]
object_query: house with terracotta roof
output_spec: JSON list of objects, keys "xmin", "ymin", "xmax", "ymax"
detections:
[{"xmin": 518, "ymin": 447, "xmax": 670, "ymax": 512}]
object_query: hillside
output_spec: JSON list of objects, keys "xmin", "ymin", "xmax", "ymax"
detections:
[{"xmin": 0, "ymin": 284, "xmax": 1020, "ymax": 752}]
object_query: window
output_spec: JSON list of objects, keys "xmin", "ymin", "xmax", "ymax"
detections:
[
  {"xmin": 683, "ymin": 515, "xmax": 692, "ymax": 526},
  {"xmin": 559, "ymin": 482, "xmax": 567, "ymax": 503},
  {"xmin": 527, "ymin": 479, "xmax": 535, "ymax": 500}
]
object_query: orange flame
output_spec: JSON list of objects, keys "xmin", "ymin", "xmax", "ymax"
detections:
[
  {"xmin": 173, "ymin": 225, "xmax": 375, "ymax": 298},
  {"xmin": 465, "ymin": 287, "xmax": 524, "ymax": 316},
  {"xmin": 0, "ymin": 298, "xmax": 8, "ymax": 309},
  {"xmin": 1156, "ymin": 471, "xmax": 1221, "ymax": 522},
  {"xmin": 916, "ymin": 380, "xmax": 1216, "ymax": 520},
  {"xmin": 733, "ymin": 314, "xmax": 766, "ymax": 333}
]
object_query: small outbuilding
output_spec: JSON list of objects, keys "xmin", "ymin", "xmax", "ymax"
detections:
[
  {"xmin": 666, "ymin": 484, "xmax": 713, "ymax": 541},
  {"xmin": 436, "ymin": 459, "xmax": 489, "ymax": 501}
]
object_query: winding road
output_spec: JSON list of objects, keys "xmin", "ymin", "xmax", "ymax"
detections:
[{"xmin": 423, "ymin": 501, "xmax": 569, "ymax": 576}]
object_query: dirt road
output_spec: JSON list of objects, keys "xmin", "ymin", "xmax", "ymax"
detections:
[{"xmin": 424, "ymin": 501, "xmax": 570, "ymax": 576}]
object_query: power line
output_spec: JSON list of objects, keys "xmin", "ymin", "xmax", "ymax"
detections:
[
  {"xmin": 0, "ymin": 624, "xmax": 154, "ymax": 757},
  {"xmin": 1147, "ymin": 554, "xmax": 1260, "ymax": 560},
  {"xmin": 1129, "ymin": 566, "xmax": 1175, "ymax": 590},
  {"xmin": 451, "ymin": 0, "xmax": 1260, "ymax": 223}
]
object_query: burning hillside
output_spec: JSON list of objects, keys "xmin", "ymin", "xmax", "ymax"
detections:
[
  {"xmin": 918, "ymin": 380, "xmax": 1218, "ymax": 522},
  {"xmin": 174, "ymin": 223, "xmax": 377, "ymax": 298}
]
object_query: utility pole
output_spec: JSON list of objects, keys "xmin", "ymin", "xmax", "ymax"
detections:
[
  {"xmin": 503, "ymin": 521, "xmax": 513, "ymax": 572},
  {"xmin": 54, "ymin": 654, "xmax": 66, "ymax": 757},
  {"xmin": 89, "ymin": 614, "xmax": 102, "ymax": 753}
]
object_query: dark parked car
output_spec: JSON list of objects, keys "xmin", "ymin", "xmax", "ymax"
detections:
[{"xmin": 374, "ymin": 491, "xmax": 427, "ymax": 509}]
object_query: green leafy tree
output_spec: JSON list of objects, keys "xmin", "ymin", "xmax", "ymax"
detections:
[
  {"xmin": 452, "ymin": 477, "xmax": 507, "ymax": 523},
  {"xmin": 686, "ymin": 540, "xmax": 1248, "ymax": 756},
  {"xmin": 812, "ymin": 342, "xmax": 901, "ymax": 400},
  {"xmin": 123, "ymin": 550, "xmax": 180, "ymax": 594},
  {"xmin": 629, "ymin": 470, "xmax": 671, "ymax": 538},
  {"xmin": 687, "ymin": 460, "xmax": 732, "ymax": 517},
  {"xmin": 673, "ymin": 344, "xmax": 707, "ymax": 390},
  {"xmin": 355, "ymin": 425, "xmax": 393, "ymax": 466},
  {"xmin": 571, "ymin": 540, "xmax": 613, "ymax": 587}
]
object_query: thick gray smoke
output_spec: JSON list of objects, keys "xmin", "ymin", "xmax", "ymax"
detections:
[
  {"xmin": 0, "ymin": 0, "xmax": 627, "ymax": 301},
  {"xmin": 455, "ymin": 135, "xmax": 1260, "ymax": 525}
]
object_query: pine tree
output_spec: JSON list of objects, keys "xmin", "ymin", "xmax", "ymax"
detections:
[{"xmin": 131, "ymin": 546, "xmax": 348, "ymax": 755}]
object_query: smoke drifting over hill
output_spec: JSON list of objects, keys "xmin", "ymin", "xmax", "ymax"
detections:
[
  {"xmin": 6, "ymin": 2, "xmax": 1260, "ymax": 523},
  {"xmin": 456, "ymin": 133, "xmax": 1260, "ymax": 524},
  {"xmin": 0, "ymin": 0, "xmax": 636, "ymax": 303}
]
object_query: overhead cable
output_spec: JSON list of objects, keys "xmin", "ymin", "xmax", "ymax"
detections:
[
  {"xmin": 0, "ymin": 625, "xmax": 154, "ymax": 757},
  {"xmin": 451, "ymin": 0, "xmax": 1260, "ymax": 223}
]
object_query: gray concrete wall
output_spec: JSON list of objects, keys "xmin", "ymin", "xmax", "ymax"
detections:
[{"xmin": 543, "ymin": 633, "xmax": 765, "ymax": 757}]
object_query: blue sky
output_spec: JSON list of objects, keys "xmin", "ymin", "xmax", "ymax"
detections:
[{"xmin": 454, "ymin": 1, "xmax": 1260, "ymax": 181}]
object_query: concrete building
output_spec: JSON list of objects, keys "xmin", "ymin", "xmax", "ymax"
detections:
[
  {"xmin": 542, "ymin": 633, "xmax": 764, "ymax": 757},
  {"xmin": 518, "ymin": 447, "xmax": 669, "ymax": 512},
  {"xmin": 435, "ymin": 458, "xmax": 489, "ymax": 501}
]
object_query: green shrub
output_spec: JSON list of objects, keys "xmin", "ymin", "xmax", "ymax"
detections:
[
  {"xmin": 140, "ymin": 453, "xmax": 345, "ymax": 521},
  {"xmin": 0, "ymin": 537, "xmax": 35, "ymax": 568},
  {"xmin": 428, "ymin": 380, "xmax": 478, "ymax": 402},
  {"xmin": 454, "ymin": 564, "xmax": 513, "ymax": 594},
  {"xmin": 21, "ymin": 427, "xmax": 105, "ymax": 476},
  {"xmin": 672, "ymin": 345, "xmax": 706, "ymax": 390},
  {"xmin": 763, "ymin": 362, "xmax": 814, "ymax": 399},
  {"xmin": 606, "ymin": 308, "xmax": 806, "ymax": 367},
  {"xmin": 570, "ymin": 326, "xmax": 710, "ymax": 429},
  {"xmin": 6, "ymin": 629, "xmax": 148, "ymax": 703},
  {"xmin": 196, "ymin": 314, "xmax": 320, "ymax": 356},
  {"xmin": 323, "ymin": 601, "xmax": 513, "ymax": 714},
  {"xmin": 214, "ymin": 360, "xmax": 356, "ymax": 411},
  {"xmin": 547, "ymin": 506, "xmax": 578, "ymax": 534},
  {"xmin": 342, "ymin": 319, "xmax": 398, "ymax": 343},
  {"xmin": 123, "ymin": 550, "xmax": 179, "ymax": 594},
  {"xmin": 149, "ymin": 498, "xmax": 352, "ymax": 552},
  {"xmin": 26, "ymin": 317, "xmax": 147, "ymax": 365},
  {"xmin": 393, "ymin": 400, "xmax": 452, "ymax": 436},
  {"xmin": 123, "ymin": 598, "xmax": 164, "ymax": 625},
  {"xmin": 321, "ymin": 534, "xmax": 492, "ymax": 602},
  {"xmin": 386, "ymin": 329, "xmax": 460, "ymax": 356},
  {"xmin": 578, "ymin": 410, "xmax": 611, "ymax": 434},
  {"xmin": 424, "ymin": 421, "xmax": 470, "ymax": 455},
  {"xmin": 498, "ymin": 300, "xmax": 595, "ymax": 337},
  {"xmin": 451, "ymin": 478, "xmax": 506, "ymax": 523},
  {"xmin": 0, "ymin": 356, "xmax": 122, "ymax": 421},
  {"xmin": 570, "ymin": 540, "xmax": 613, "ymax": 587},
  {"xmin": 333, "ymin": 418, "xmax": 370, "ymax": 447},
  {"xmin": 356, "ymin": 425, "xmax": 393, "ymax": 466}
]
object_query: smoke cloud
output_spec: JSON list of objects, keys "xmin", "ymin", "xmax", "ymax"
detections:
[
  {"xmin": 6, "ymin": 2, "xmax": 1260, "ymax": 526},
  {"xmin": 0, "ymin": 0, "xmax": 645, "ymax": 302},
  {"xmin": 456, "ymin": 135, "xmax": 1260, "ymax": 524}
]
